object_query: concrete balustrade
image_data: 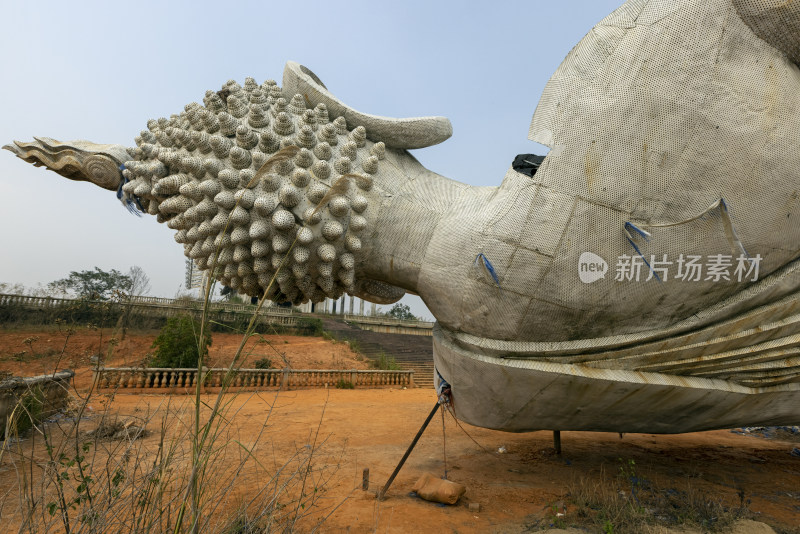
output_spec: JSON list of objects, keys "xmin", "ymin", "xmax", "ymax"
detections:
[
  {"xmin": 94, "ymin": 367, "xmax": 414, "ymax": 391},
  {"xmin": 0, "ymin": 293, "xmax": 297, "ymax": 327},
  {"xmin": 343, "ymin": 314, "xmax": 433, "ymax": 336},
  {"xmin": 1, "ymin": 371, "xmax": 74, "ymax": 438}
]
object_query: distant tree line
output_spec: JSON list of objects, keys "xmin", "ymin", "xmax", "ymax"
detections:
[{"xmin": 47, "ymin": 266, "xmax": 150, "ymax": 300}]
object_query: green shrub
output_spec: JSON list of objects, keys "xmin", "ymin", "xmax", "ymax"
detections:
[
  {"xmin": 149, "ymin": 315, "xmax": 211, "ymax": 368},
  {"xmin": 7, "ymin": 385, "xmax": 46, "ymax": 437},
  {"xmin": 370, "ymin": 352, "xmax": 401, "ymax": 370},
  {"xmin": 253, "ymin": 357, "xmax": 272, "ymax": 369},
  {"xmin": 334, "ymin": 379, "xmax": 354, "ymax": 389},
  {"xmin": 295, "ymin": 317, "xmax": 323, "ymax": 336},
  {"xmin": 344, "ymin": 338, "xmax": 361, "ymax": 353}
]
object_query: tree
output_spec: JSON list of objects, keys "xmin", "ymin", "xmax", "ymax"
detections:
[
  {"xmin": 149, "ymin": 315, "xmax": 211, "ymax": 368},
  {"xmin": 117, "ymin": 266, "xmax": 151, "ymax": 340},
  {"xmin": 126, "ymin": 265, "xmax": 151, "ymax": 296},
  {"xmin": 387, "ymin": 303, "xmax": 416, "ymax": 321},
  {"xmin": 48, "ymin": 267, "xmax": 132, "ymax": 300}
]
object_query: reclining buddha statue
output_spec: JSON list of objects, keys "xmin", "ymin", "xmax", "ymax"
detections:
[{"xmin": 7, "ymin": 0, "xmax": 799, "ymax": 432}]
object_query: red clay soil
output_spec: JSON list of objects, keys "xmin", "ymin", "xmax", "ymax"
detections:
[
  {"xmin": 1, "ymin": 327, "xmax": 799, "ymax": 533},
  {"xmin": 0, "ymin": 326, "xmax": 369, "ymax": 389}
]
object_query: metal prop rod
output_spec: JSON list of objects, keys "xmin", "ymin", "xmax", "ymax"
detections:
[
  {"xmin": 553, "ymin": 430, "xmax": 562, "ymax": 455},
  {"xmin": 378, "ymin": 401, "xmax": 441, "ymax": 500}
]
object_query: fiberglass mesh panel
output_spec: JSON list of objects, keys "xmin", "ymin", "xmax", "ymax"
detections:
[
  {"xmin": 503, "ymin": 0, "xmax": 800, "ymax": 343},
  {"xmin": 733, "ymin": 0, "xmax": 800, "ymax": 66}
]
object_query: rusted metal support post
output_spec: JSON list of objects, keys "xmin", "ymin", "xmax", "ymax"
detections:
[
  {"xmin": 553, "ymin": 430, "xmax": 562, "ymax": 455},
  {"xmin": 378, "ymin": 401, "xmax": 440, "ymax": 500}
]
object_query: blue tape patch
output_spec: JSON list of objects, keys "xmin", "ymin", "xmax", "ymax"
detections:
[{"xmin": 474, "ymin": 253, "xmax": 501, "ymax": 287}]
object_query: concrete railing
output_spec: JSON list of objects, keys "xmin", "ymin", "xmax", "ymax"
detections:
[
  {"xmin": 0, "ymin": 293, "xmax": 293, "ymax": 315},
  {"xmin": 343, "ymin": 314, "xmax": 434, "ymax": 336},
  {"xmin": 0, "ymin": 293, "xmax": 297, "ymax": 326},
  {"xmin": 1, "ymin": 370, "xmax": 74, "ymax": 439},
  {"xmin": 94, "ymin": 367, "xmax": 414, "ymax": 391}
]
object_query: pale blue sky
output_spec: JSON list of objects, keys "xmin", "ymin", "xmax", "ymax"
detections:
[{"xmin": 0, "ymin": 0, "xmax": 622, "ymax": 319}]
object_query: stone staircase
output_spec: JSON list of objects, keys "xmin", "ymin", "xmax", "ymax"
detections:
[{"xmin": 320, "ymin": 318, "xmax": 435, "ymax": 389}]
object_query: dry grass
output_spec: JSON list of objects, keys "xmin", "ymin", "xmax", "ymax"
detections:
[
  {"xmin": 562, "ymin": 460, "xmax": 752, "ymax": 533},
  {"xmin": 0, "ymin": 189, "xmax": 348, "ymax": 532},
  {"xmin": 2, "ymin": 389, "xmax": 345, "ymax": 533}
]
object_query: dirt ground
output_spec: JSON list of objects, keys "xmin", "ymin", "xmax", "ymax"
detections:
[
  {"xmin": 1, "ymin": 327, "xmax": 799, "ymax": 533},
  {"xmin": 0, "ymin": 326, "xmax": 369, "ymax": 389}
]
